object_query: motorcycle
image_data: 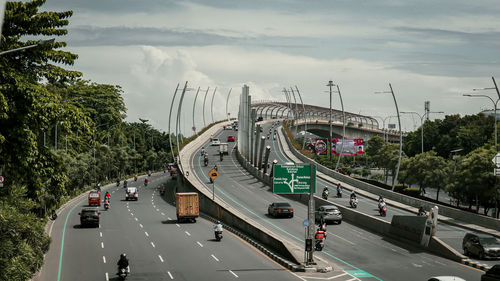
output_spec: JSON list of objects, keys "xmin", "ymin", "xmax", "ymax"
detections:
[
  {"xmin": 350, "ymin": 197, "xmax": 358, "ymax": 208},
  {"xmin": 315, "ymin": 239, "xmax": 324, "ymax": 251},
  {"xmin": 104, "ymin": 201, "xmax": 110, "ymax": 210},
  {"xmin": 204, "ymin": 157, "xmax": 208, "ymax": 167},
  {"xmin": 50, "ymin": 210, "xmax": 57, "ymax": 220},
  {"xmin": 322, "ymin": 189, "xmax": 329, "ymax": 200},
  {"xmin": 215, "ymin": 231, "xmax": 223, "ymax": 241},
  {"xmin": 378, "ymin": 202, "xmax": 387, "ymax": 217},
  {"xmin": 116, "ymin": 180, "xmax": 120, "ymax": 187},
  {"xmin": 117, "ymin": 267, "xmax": 128, "ymax": 280},
  {"xmin": 219, "ymin": 153, "xmax": 223, "ymax": 161},
  {"xmin": 123, "ymin": 181, "xmax": 128, "ymax": 188},
  {"xmin": 144, "ymin": 180, "xmax": 148, "ymax": 187},
  {"xmin": 134, "ymin": 175, "xmax": 138, "ymax": 182}
]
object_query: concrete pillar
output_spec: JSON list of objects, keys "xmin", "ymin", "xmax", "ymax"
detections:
[
  {"xmin": 263, "ymin": 146, "xmax": 271, "ymax": 174},
  {"xmin": 257, "ymin": 136, "xmax": 266, "ymax": 170},
  {"xmin": 254, "ymin": 124, "xmax": 261, "ymax": 165}
]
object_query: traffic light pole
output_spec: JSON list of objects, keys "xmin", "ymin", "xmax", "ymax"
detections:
[{"xmin": 306, "ymin": 163, "xmax": 316, "ymax": 265}]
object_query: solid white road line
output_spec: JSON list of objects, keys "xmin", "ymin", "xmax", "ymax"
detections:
[
  {"xmin": 101, "ymin": 242, "xmax": 104, "ymax": 248},
  {"xmin": 139, "ymin": 223, "xmax": 143, "ymax": 228},
  {"xmin": 185, "ymin": 231, "xmax": 191, "ymax": 236},
  {"xmin": 197, "ymin": 241, "xmax": 203, "ymax": 247},
  {"xmin": 211, "ymin": 254, "xmax": 219, "ymax": 262},
  {"xmin": 103, "ymin": 256, "xmax": 106, "ymax": 263},
  {"xmin": 229, "ymin": 270, "xmax": 238, "ymax": 278},
  {"xmin": 145, "ymin": 231, "xmax": 149, "ymax": 237},
  {"xmin": 158, "ymin": 255, "xmax": 164, "ymax": 262},
  {"xmin": 151, "ymin": 242, "xmax": 155, "ymax": 248},
  {"xmin": 105, "ymin": 272, "xmax": 109, "ymax": 281},
  {"xmin": 167, "ymin": 271, "xmax": 174, "ymax": 279}
]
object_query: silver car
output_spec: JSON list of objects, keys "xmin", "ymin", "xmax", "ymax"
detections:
[{"xmin": 315, "ymin": 205, "xmax": 342, "ymax": 224}]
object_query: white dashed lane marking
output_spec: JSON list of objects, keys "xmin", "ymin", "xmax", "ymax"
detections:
[
  {"xmin": 185, "ymin": 231, "xmax": 191, "ymax": 236},
  {"xmin": 103, "ymin": 256, "xmax": 106, "ymax": 263},
  {"xmin": 101, "ymin": 242, "xmax": 104, "ymax": 248},
  {"xmin": 135, "ymin": 217, "xmax": 138, "ymax": 221},
  {"xmin": 145, "ymin": 231, "xmax": 149, "ymax": 237},
  {"xmin": 211, "ymin": 254, "xmax": 219, "ymax": 262},
  {"xmin": 105, "ymin": 272, "xmax": 109, "ymax": 281},
  {"xmin": 168, "ymin": 271, "xmax": 174, "ymax": 279},
  {"xmin": 176, "ymin": 224, "xmax": 180, "ymax": 227},
  {"xmin": 229, "ymin": 270, "xmax": 238, "ymax": 278},
  {"xmin": 197, "ymin": 241, "xmax": 203, "ymax": 247},
  {"xmin": 158, "ymin": 255, "xmax": 164, "ymax": 262},
  {"xmin": 151, "ymin": 242, "xmax": 155, "ymax": 248},
  {"xmin": 161, "ymin": 212, "xmax": 165, "ymax": 216},
  {"xmin": 99, "ymin": 232, "xmax": 102, "ymax": 237},
  {"xmin": 139, "ymin": 224, "xmax": 143, "ymax": 228}
]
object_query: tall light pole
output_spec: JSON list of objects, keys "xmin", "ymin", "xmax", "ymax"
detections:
[
  {"xmin": 192, "ymin": 87, "xmax": 201, "ymax": 136},
  {"xmin": 0, "ymin": 38, "xmax": 55, "ymax": 56},
  {"xmin": 202, "ymin": 87, "xmax": 210, "ymax": 127},
  {"xmin": 176, "ymin": 82, "xmax": 191, "ymax": 160},
  {"xmin": 333, "ymin": 84, "xmax": 346, "ymax": 171},
  {"xmin": 93, "ymin": 123, "xmax": 109, "ymax": 184},
  {"xmin": 168, "ymin": 83, "xmax": 181, "ymax": 159},
  {"xmin": 375, "ymin": 84, "xmax": 402, "ymax": 191},
  {"xmin": 401, "ymin": 110, "xmax": 444, "ymax": 154},
  {"xmin": 294, "ymin": 86, "xmax": 308, "ymax": 149},
  {"xmin": 289, "ymin": 88, "xmax": 299, "ymax": 135},
  {"xmin": 327, "ymin": 81, "xmax": 334, "ymax": 161},
  {"xmin": 226, "ymin": 88, "xmax": 232, "ymax": 122},
  {"xmin": 139, "ymin": 118, "xmax": 149, "ymax": 150},
  {"xmin": 210, "ymin": 87, "xmax": 217, "ymax": 124},
  {"xmin": 463, "ymin": 94, "xmax": 500, "ymax": 151}
]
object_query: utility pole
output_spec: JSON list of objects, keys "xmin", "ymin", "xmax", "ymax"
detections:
[{"xmin": 327, "ymin": 81, "xmax": 334, "ymax": 161}]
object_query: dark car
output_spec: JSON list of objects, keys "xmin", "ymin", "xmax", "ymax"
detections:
[
  {"xmin": 482, "ymin": 265, "xmax": 500, "ymax": 281},
  {"xmin": 227, "ymin": 135, "xmax": 235, "ymax": 142},
  {"xmin": 79, "ymin": 208, "xmax": 100, "ymax": 227},
  {"xmin": 463, "ymin": 232, "xmax": 500, "ymax": 259},
  {"xmin": 268, "ymin": 202, "xmax": 294, "ymax": 218},
  {"xmin": 315, "ymin": 205, "xmax": 342, "ymax": 224}
]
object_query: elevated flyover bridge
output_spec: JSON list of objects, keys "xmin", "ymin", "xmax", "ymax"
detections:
[{"xmin": 252, "ymin": 100, "xmax": 404, "ymax": 142}]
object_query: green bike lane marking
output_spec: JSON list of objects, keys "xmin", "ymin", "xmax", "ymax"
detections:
[
  {"xmin": 195, "ymin": 151, "xmax": 382, "ymax": 280},
  {"xmin": 57, "ymin": 198, "xmax": 84, "ymax": 281}
]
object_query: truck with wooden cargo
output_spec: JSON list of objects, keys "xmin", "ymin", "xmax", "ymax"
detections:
[{"xmin": 176, "ymin": 192, "xmax": 199, "ymax": 223}]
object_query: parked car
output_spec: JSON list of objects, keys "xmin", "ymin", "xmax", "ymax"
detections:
[
  {"xmin": 211, "ymin": 138, "xmax": 221, "ymax": 146},
  {"xmin": 482, "ymin": 264, "xmax": 500, "ymax": 281},
  {"xmin": 88, "ymin": 190, "xmax": 100, "ymax": 206},
  {"xmin": 427, "ymin": 277, "xmax": 466, "ymax": 281},
  {"xmin": 227, "ymin": 135, "xmax": 235, "ymax": 142},
  {"xmin": 125, "ymin": 187, "xmax": 138, "ymax": 201},
  {"xmin": 315, "ymin": 205, "xmax": 342, "ymax": 224},
  {"xmin": 79, "ymin": 207, "xmax": 100, "ymax": 227},
  {"xmin": 225, "ymin": 125, "xmax": 233, "ymax": 130},
  {"xmin": 268, "ymin": 202, "xmax": 294, "ymax": 218},
  {"xmin": 234, "ymin": 126, "xmax": 238, "ymax": 131},
  {"xmin": 463, "ymin": 232, "xmax": 500, "ymax": 259}
]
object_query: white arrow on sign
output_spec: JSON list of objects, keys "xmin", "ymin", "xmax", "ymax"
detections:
[{"xmin": 493, "ymin": 153, "xmax": 500, "ymax": 167}]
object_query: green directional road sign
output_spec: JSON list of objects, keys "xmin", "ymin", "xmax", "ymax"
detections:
[{"xmin": 273, "ymin": 164, "xmax": 316, "ymax": 194}]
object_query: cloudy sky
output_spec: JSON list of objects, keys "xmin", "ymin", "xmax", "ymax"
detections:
[{"xmin": 40, "ymin": 0, "xmax": 500, "ymax": 134}]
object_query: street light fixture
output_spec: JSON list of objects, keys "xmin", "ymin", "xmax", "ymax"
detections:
[
  {"xmin": 0, "ymin": 38, "xmax": 55, "ymax": 56},
  {"xmin": 375, "ymin": 84, "xmax": 402, "ymax": 191},
  {"xmin": 400, "ymin": 110, "xmax": 444, "ymax": 154},
  {"xmin": 463, "ymin": 94, "xmax": 500, "ymax": 151}
]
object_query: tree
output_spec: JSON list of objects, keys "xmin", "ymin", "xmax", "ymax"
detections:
[
  {"xmin": 448, "ymin": 145, "xmax": 498, "ymax": 214},
  {"xmin": 399, "ymin": 151, "xmax": 450, "ymax": 200}
]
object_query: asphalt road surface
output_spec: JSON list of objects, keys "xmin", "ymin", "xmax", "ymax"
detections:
[
  {"xmin": 264, "ymin": 122, "xmax": 499, "ymax": 268},
  {"xmin": 191, "ymin": 123, "xmax": 484, "ymax": 281},
  {"xmin": 37, "ymin": 173, "xmax": 302, "ymax": 281}
]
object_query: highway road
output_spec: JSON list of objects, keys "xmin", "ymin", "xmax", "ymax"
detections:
[
  {"xmin": 190, "ymin": 124, "xmax": 484, "ymax": 281},
  {"xmin": 264, "ymin": 121, "xmax": 499, "ymax": 268},
  {"xmin": 37, "ymin": 173, "xmax": 302, "ymax": 281}
]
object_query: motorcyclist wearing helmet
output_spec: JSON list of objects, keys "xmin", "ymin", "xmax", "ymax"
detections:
[
  {"xmin": 117, "ymin": 253, "xmax": 130, "ymax": 274},
  {"xmin": 201, "ymin": 147, "xmax": 206, "ymax": 156},
  {"xmin": 105, "ymin": 191, "xmax": 111, "ymax": 201},
  {"xmin": 214, "ymin": 221, "xmax": 223, "ymax": 232},
  {"xmin": 350, "ymin": 191, "xmax": 357, "ymax": 199}
]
